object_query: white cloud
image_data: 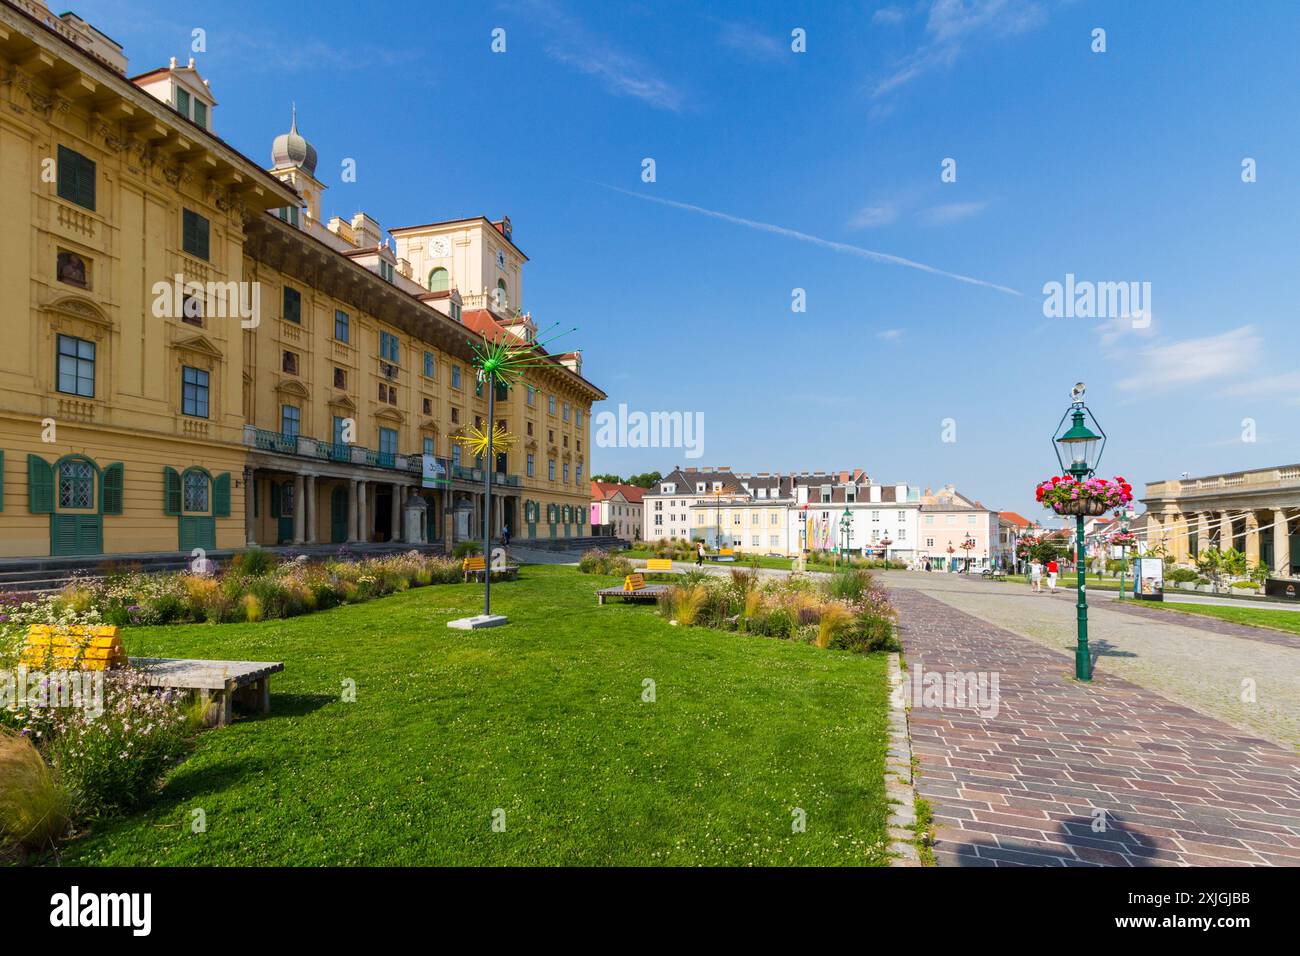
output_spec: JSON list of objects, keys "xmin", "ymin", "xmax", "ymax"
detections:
[
  {"xmin": 523, "ymin": 0, "xmax": 686, "ymax": 111},
  {"xmin": 877, "ymin": 328, "xmax": 905, "ymax": 341},
  {"xmin": 872, "ymin": 7, "xmax": 908, "ymax": 26},
  {"xmin": 921, "ymin": 200, "xmax": 989, "ymax": 224},
  {"xmin": 1096, "ymin": 311, "xmax": 1157, "ymax": 349},
  {"xmin": 596, "ymin": 183, "xmax": 1021, "ymax": 295},
  {"xmin": 872, "ymin": 0, "xmax": 1047, "ymax": 100},
  {"xmin": 1219, "ymin": 370, "xmax": 1300, "ymax": 404},
  {"xmin": 1117, "ymin": 326, "xmax": 1261, "ymax": 392},
  {"xmin": 848, "ymin": 204, "xmax": 899, "ymax": 228},
  {"xmin": 718, "ymin": 22, "xmax": 784, "ymax": 60}
]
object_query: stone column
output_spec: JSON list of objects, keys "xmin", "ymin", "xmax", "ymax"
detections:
[
  {"xmin": 1147, "ymin": 512, "xmax": 1162, "ymax": 556},
  {"xmin": 305, "ymin": 475, "xmax": 317, "ymax": 544},
  {"xmin": 1220, "ymin": 510, "xmax": 1233, "ymax": 551},
  {"xmin": 1171, "ymin": 512, "xmax": 1189, "ymax": 563},
  {"xmin": 1245, "ymin": 511, "xmax": 1260, "ymax": 564},
  {"xmin": 348, "ymin": 479, "xmax": 359, "ymax": 543},
  {"xmin": 292, "ymin": 474, "xmax": 306, "ymax": 544},
  {"xmin": 244, "ymin": 467, "xmax": 257, "ymax": 547},
  {"xmin": 1275, "ymin": 510, "xmax": 1292, "ymax": 577},
  {"xmin": 1197, "ymin": 512, "xmax": 1211, "ymax": 557},
  {"xmin": 391, "ymin": 483, "xmax": 402, "ymax": 543},
  {"xmin": 358, "ymin": 481, "xmax": 369, "ymax": 544}
]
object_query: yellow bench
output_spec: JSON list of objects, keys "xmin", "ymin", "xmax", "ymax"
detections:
[
  {"xmin": 21, "ymin": 624, "xmax": 126, "ymax": 671},
  {"xmin": 596, "ymin": 572, "xmax": 668, "ymax": 604},
  {"xmin": 624, "ymin": 572, "xmax": 646, "ymax": 591},
  {"xmin": 461, "ymin": 554, "xmax": 520, "ymax": 582},
  {"xmin": 720, "ymin": 548, "xmax": 733, "ymax": 557},
  {"xmin": 643, "ymin": 558, "xmax": 674, "ymax": 574}
]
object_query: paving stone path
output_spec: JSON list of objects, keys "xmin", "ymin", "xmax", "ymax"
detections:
[{"xmin": 891, "ymin": 586, "xmax": 1300, "ymax": 867}]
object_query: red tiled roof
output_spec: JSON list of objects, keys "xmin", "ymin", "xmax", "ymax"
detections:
[
  {"xmin": 999, "ymin": 511, "xmax": 1032, "ymax": 527},
  {"xmin": 590, "ymin": 481, "xmax": 646, "ymax": 504}
]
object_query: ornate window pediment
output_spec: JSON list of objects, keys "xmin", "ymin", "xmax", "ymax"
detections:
[
  {"xmin": 171, "ymin": 332, "xmax": 224, "ymax": 359},
  {"xmin": 275, "ymin": 378, "xmax": 310, "ymax": 399},
  {"xmin": 45, "ymin": 294, "xmax": 111, "ymax": 329},
  {"xmin": 328, "ymin": 393, "xmax": 357, "ymax": 412},
  {"xmin": 375, "ymin": 406, "xmax": 405, "ymax": 425}
]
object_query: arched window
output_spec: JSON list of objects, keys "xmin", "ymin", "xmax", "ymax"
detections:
[
  {"xmin": 182, "ymin": 467, "xmax": 211, "ymax": 514},
  {"xmin": 58, "ymin": 457, "xmax": 95, "ymax": 509},
  {"xmin": 495, "ymin": 278, "xmax": 508, "ymax": 307},
  {"xmin": 428, "ymin": 267, "xmax": 449, "ymax": 292}
]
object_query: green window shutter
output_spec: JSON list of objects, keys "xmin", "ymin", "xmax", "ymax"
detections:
[
  {"xmin": 57, "ymin": 146, "xmax": 96, "ymax": 211},
  {"xmin": 212, "ymin": 472, "xmax": 231, "ymax": 517},
  {"xmin": 183, "ymin": 209, "xmax": 210, "ymax": 261},
  {"xmin": 101, "ymin": 462, "xmax": 124, "ymax": 515},
  {"xmin": 270, "ymin": 481, "xmax": 282, "ymax": 518},
  {"xmin": 27, "ymin": 454, "xmax": 54, "ymax": 514},
  {"xmin": 163, "ymin": 466, "xmax": 181, "ymax": 516}
]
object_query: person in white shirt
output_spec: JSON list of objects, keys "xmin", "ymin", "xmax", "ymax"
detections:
[{"xmin": 1029, "ymin": 559, "xmax": 1043, "ymax": 593}]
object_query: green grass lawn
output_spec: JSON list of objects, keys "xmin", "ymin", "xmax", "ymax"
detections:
[
  {"xmin": 1129, "ymin": 599, "xmax": 1300, "ymax": 637},
  {"xmin": 55, "ymin": 565, "xmax": 892, "ymax": 866}
]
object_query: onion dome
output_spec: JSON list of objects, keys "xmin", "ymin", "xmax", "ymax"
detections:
[{"xmin": 271, "ymin": 105, "xmax": 317, "ymax": 175}]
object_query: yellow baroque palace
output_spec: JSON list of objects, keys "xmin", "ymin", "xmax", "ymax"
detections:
[{"xmin": 0, "ymin": 1, "xmax": 603, "ymax": 560}]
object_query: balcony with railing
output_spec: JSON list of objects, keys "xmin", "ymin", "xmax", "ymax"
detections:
[{"xmin": 242, "ymin": 425, "xmax": 524, "ymax": 485}]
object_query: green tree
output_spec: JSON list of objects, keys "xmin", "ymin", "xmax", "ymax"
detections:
[
  {"xmin": 591, "ymin": 473, "xmax": 622, "ymax": 484},
  {"xmin": 626, "ymin": 471, "xmax": 662, "ymax": 489}
]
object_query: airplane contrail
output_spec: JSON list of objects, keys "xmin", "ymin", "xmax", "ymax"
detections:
[{"xmin": 595, "ymin": 182, "xmax": 1021, "ymax": 297}]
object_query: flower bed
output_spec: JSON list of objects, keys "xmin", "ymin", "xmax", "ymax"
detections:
[{"xmin": 655, "ymin": 567, "xmax": 897, "ymax": 654}]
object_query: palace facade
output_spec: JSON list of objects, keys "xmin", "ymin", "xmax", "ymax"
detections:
[{"xmin": 0, "ymin": 0, "xmax": 603, "ymax": 559}]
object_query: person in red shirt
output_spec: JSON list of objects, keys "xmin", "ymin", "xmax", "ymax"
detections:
[{"xmin": 1046, "ymin": 558, "xmax": 1059, "ymax": 593}]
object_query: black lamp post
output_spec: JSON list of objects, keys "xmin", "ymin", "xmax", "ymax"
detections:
[{"xmin": 881, "ymin": 536, "xmax": 893, "ymax": 568}]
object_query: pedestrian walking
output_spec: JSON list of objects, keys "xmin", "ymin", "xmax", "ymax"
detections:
[
  {"xmin": 501, "ymin": 524, "xmax": 510, "ymax": 547},
  {"xmin": 696, "ymin": 540, "xmax": 705, "ymax": 567},
  {"xmin": 1029, "ymin": 558, "xmax": 1043, "ymax": 593},
  {"xmin": 1047, "ymin": 558, "xmax": 1059, "ymax": 593}
]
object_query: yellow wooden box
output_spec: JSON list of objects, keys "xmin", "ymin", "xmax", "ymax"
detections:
[{"xmin": 21, "ymin": 624, "xmax": 125, "ymax": 671}]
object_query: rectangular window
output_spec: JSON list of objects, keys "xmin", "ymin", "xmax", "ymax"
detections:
[
  {"xmin": 281, "ymin": 405, "xmax": 300, "ymax": 437},
  {"xmin": 548, "ymin": 395, "xmax": 556, "ymax": 414},
  {"xmin": 451, "ymin": 445, "xmax": 462, "ymax": 467},
  {"xmin": 423, "ymin": 436, "xmax": 434, "ymax": 456},
  {"xmin": 334, "ymin": 310, "xmax": 350, "ymax": 342},
  {"xmin": 176, "ymin": 87, "xmax": 190, "ymax": 117},
  {"xmin": 527, "ymin": 453, "xmax": 535, "ymax": 477},
  {"xmin": 576, "ymin": 409, "xmax": 582, "ymax": 427},
  {"xmin": 423, "ymin": 397, "xmax": 432, "ymax": 415},
  {"xmin": 334, "ymin": 367, "xmax": 346, "ymax": 389},
  {"xmin": 563, "ymin": 401, "xmax": 570, "ymax": 421},
  {"xmin": 450, "ymin": 406, "xmax": 460, "ymax": 424},
  {"xmin": 379, "ymin": 260, "xmax": 395, "ymax": 282},
  {"xmin": 282, "ymin": 351, "xmax": 298, "ymax": 375},
  {"xmin": 379, "ymin": 427, "xmax": 398, "ymax": 457},
  {"xmin": 57, "ymin": 145, "xmax": 95, "ymax": 211},
  {"xmin": 182, "ymin": 208, "xmax": 210, "ymax": 261},
  {"xmin": 56, "ymin": 334, "xmax": 95, "ymax": 398},
  {"xmin": 333, "ymin": 416, "xmax": 347, "ymax": 444},
  {"xmin": 182, "ymin": 365, "xmax": 209, "ymax": 418},
  {"xmin": 576, "ymin": 463, "xmax": 583, "ymax": 483},
  {"xmin": 183, "ymin": 470, "xmax": 209, "ymax": 513},
  {"xmin": 548, "ymin": 459, "xmax": 556, "ymax": 480},
  {"xmin": 380, "ymin": 331, "xmax": 400, "ymax": 363},
  {"xmin": 424, "ymin": 351, "xmax": 435, "ymax": 378},
  {"xmin": 193, "ymin": 99, "xmax": 207, "ymax": 128},
  {"xmin": 563, "ymin": 464, "xmax": 570, "ymax": 483},
  {"xmin": 526, "ymin": 386, "xmax": 535, "ymax": 406},
  {"xmin": 282, "ymin": 286, "xmax": 301, "ymax": 324},
  {"xmin": 451, "ymin": 366, "xmax": 462, "ymax": 389}
]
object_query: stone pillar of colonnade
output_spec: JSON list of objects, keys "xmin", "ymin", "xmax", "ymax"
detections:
[
  {"xmin": 358, "ymin": 481, "xmax": 369, "ymax": 544},
  {"xmin": 1220, "ymin": 510, "xmax": 1233, "ymax": 551},
  {"xmin": 1198, "ymin": 512, "xmax": 1211, "ymax": 558},
  {"xmin": 1245, "ymin": 511, "xmax": 1261, "ymax": 564},
  {"xmin": 347, "ymin": 479, "xmax": 360, "ymax": 543},
  {"xmin": 305, "ymin": 475, "xmax": 317, "ymax": 545},
  {"xmin": 391, "ymin": 483, "xmax": 402, "ymax": 543},
  {"xmin": 1170, "ymin": 511, "xmax": 1190, "ymax": 564},
  {"xmin": 292, "ymin": 475, "xmax": 306, "ymax": 545},
  {"xmin": 1276, "ymin": 510, "xmax": 1292, "ymax": 577},
  {"xmin": 244, "ymin": 467, "xmax": 257, "ymax": 547},
  {"xmin": 1146, "ymin": 512, "xmax": 1163, "ymax": 555}
]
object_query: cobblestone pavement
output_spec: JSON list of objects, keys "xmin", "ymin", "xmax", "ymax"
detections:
[
  {"xmin": 880, "ymin": 571, "xmax": 1300, "ymax": 750},
  {"xmin": 889, "ymin": 584, "xmax": 1300, "ymax": 866}
]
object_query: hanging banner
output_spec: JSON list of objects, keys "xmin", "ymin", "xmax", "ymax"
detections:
[{"xmin": 422, "ymin": 455, "xmax": 449, "ymax": 488}]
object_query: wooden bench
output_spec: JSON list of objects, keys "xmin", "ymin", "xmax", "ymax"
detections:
[
  {"xmin": 641, "ymin": 558, "xmax": 676, "ymax": 574},
  {"xmin": 462, "ymin": 554, "xmax": 519, "ymax": 582},
  {"xmin": 596, "ymin": 571, "xmax": 670, "ymax": 605},
  {"xmin": 709, "ymin": 548, "xmax": 736, "ymax": 562},
  {"xmin": 130, "ymin": 658, "xmax": 285, "ymax": 727},
  {"xmin": 21, "ymin": 624, "xmax": 126, "ymax": 671}
]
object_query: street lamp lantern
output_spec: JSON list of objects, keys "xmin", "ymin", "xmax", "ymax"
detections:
[
  {"xmin": 839, "ymin": 508, "xmax": 853, "ymax": 565},
  {"xmin": 881, "ymin": 536, "xmax": 893, "ymax": 567},
  {"xmin": 1053, "ymin": 384, "xmax": 1106, "ymax": 479}
]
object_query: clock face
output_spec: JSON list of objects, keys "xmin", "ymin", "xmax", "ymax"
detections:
[
  {"xmin": 428, "ymin": 237, "xmax": 450, "ymax": 258},
  {"xmin": 496, "ymin": 249, "xmax": 506, "ymax": 269}
]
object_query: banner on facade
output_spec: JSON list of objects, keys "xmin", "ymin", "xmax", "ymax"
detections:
[{"xmin": 422, "ymin": 455, "xmax": 449, "ymax": 489}]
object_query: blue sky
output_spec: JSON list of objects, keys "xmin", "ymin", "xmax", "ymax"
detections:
[{"xmin": 80, "ymin": 0, "xmax": 1300, "ymax": 517}]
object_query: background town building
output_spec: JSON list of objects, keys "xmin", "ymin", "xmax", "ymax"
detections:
[{"xmin": 589, "ymin": 480, "xmax": 644, "ymax": 541}]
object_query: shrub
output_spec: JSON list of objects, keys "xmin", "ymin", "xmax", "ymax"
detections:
[
  {"xmin": 1168, "ymin": 567, "xmax": 1199, "ymax": 584},
  {"xmin": 825, "ymin": 568, "xmax": 874, "ymax": 604},
  {"xmin": 25, "ymin": 669, "xmax": 191, "ymax": 817},
  {"xmin": 835, "ymin": 612, "xmax": 898, "ymax": 653},
  {"xmin": 0, "ymin": 729, "xmax": 72, "ymax": 856},
  {"xmin": 1231, "ymin": 580, "xmax": 1258, "ymax": 589},
  {"xmin": 668, "ymin": 585, "xmax": 707, "ymax": 626},
  {"xmin": 453, "ymin": 541, "xmax": 483, "ymax": 559},
  {"xmin": 815, "ymin": 602, "xmax": 854, "ymax": 649},
  {"xmin": 231, "ymin": 547, "xmax": 275, "ymax": 577}
]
